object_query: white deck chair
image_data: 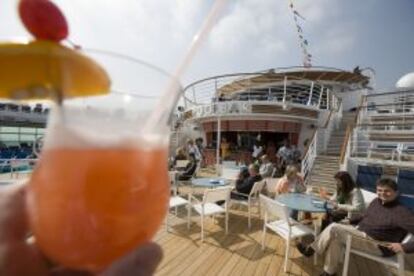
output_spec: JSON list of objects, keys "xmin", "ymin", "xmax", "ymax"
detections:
[
  {"xmin": 342, "ymin": 233, "xmax": 412, "ymax": 276},
  {"xmin": 260, "ymin": 195, "xmax": 314, "ymax": 273},
  {"xmin": 167, "ymin": 171, "xmax": 188, "ymax": 231},
  {"xmin": 187, "ymin": 186, "xmax": 231, "ymax": 242},
  {"xmin": 264, "ymin": 177, "xmax": 280, "ymax": 197},
  {"xmin": 175, "ymin": 160, "xmax": 189, "ymax": 169},
  {"xmin": 230, "ymin": 180, "xmax": 266, "ymax": 229},
  {"xmin": 342, "ymin": 189, "xmax": 411, "ymax": 276}
]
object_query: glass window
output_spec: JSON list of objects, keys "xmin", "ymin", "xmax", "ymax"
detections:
[
  {"xmin": 20, "ymin": 134, "xmax": 36, "ymax": 142},
  {"xmin": 0, "ymin": 133, "xmax": 18, "ymax": 141},
  {"xmin": 20, "ymin": 127, "xmax": 36, "ymax": 134},
  {"xmin": 0, "ymin": 127, "xmax": 18, "ymax": 133},
  {"xmin": 36, "ymin": 128, "xmax": 45, "ymax": 134}
]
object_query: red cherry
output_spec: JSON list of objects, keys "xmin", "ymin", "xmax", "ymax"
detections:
[{"xmin": 18, "ymin": 0, "xmax": 69, "ymax": 42}]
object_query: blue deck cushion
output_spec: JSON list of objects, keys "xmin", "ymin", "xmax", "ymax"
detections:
[
  {"xmin": 356, "ymin": 165, "xmax": 383, "ymax": 192},
  {"xmin": 398, "ymin": 170, "xmax": 414, "ymax": 196},
  {"xmin": 398, "ymin": 195, "xmax": 414, "ymax": 211}
]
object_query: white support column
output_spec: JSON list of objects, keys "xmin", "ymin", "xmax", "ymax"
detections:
[
  {"xmin": 216, "ymin": 116, "xmax": 221, "ymax": 175},
  {"xmin": 307, "ymin": 81, "xmax": 314, "ymax": 106},
  {"xmin": 327, "ymin": 88, "xmax": 330, "ymax": 110},
  {"xmin": 214, "ymin": 78, "xmax": 218, "ymax": 99},
  {"xmin": 283, "ymin": 76, "xmax": 288, "ymax": 103},
  {"xmin": 317, "ymin": 85, "xmax": 324, "ymax": 109},
  {"xmin": 192, "ymin": 86, "xmax": 196, "ymax": 104}
]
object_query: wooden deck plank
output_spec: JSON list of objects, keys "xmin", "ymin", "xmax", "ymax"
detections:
[
  {"xmin": 154, "ymin": 200, "xmax": 414, "ymax": 276},
  {"xmin": 180, "ymin": 212, "xmax": 247, "ymax": 276}
]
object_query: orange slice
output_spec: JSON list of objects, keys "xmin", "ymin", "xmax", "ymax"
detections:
[{"xmin": 0, "ymin": 40, "xmax": 110, "ymax": 100}]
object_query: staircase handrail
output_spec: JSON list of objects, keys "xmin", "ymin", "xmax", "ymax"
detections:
[
  {"xmin": 339, "ymin": 125, "xmax": 353, "ymax": 166},
  {"xmin": 301, "ymin": 130, "xmax": 318, "ymax": 183},
  {"xmin": 339, "ymin": 96, "xmax": 366, "ymax": 166},
  {"xmin": 354, "ymin": 95, "xmax": 366, "ymax": 125},
  {"xmin": 302, "ymin": 129, "xmax": 317, "ymax": 160},
  {"xmin": 320, "ymin": 99, "xmax": 342, "ymax": 153}
]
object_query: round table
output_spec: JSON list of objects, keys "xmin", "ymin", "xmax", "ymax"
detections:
[
  {"xmin": 191, "ymin": 177, "xmax": 230, "ymax": 188},
  {"xmin": 275, "ymin": 193, "xmax": 327, "ymax": 213}
]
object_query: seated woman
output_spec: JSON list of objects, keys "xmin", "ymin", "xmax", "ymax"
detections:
[
  {"xmin": 275, "ymin": 165, "xmax": 306, "ymax": 219},
  {"xmin": 177, "ymin": 153, "xmax": 197, "ymax": 181},
  {"xmin": 319, "ymin": 171, "xmax": 365, "ymax": 230},
  {"xmin": 231, "ymin": 164, "xmax": 262, "ymax": 200},
  {"xmin": 275, "ymin": 165, "xmax": 306, "ymax": 194}
]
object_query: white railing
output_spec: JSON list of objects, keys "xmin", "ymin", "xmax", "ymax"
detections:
[
  {"xmin": 324, "ymin": 106, "xmax": 342, "ymax": 152},
  {"xmin": 0, "ymin": 105, "xmax": 48, "ymax": 125},
  {"xmin": 340, "ymin": 128, "xmax": 352, "ymax": 170},
  {"xmin": 348, "ymin": 128, "xmax": 414, "ymax": 166},
  {"xmin": 359, "ymin": 89, "xmax": 414, "ymax": 126},
  {"xmin": 183, "ymin": 100, "xmax": 323, "ymax": 121},
  {"xmin": 301, "ymin": 131, "xmax": 318, "ymax": 183},
  {"xmin": 182, "ymin": 71, "xmax": 342, "ymax": 111},
  {"xmin": 0, "ymin": 158, "xmax": 37, "ymax": 179},
  {"xmin": 316, "ymin": 101, "xmax": 343, "ymax": 153},
  {"xmin": 343, "ymin": 89, "xmax": 414, "ymax": 167}
]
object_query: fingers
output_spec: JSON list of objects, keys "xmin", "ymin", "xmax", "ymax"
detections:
[
  {"xmin": 0, "ymin": 181, "xmax": 29, "ymax": 242},
  {"xmin": 100, "ymin": 242, "xmax": 163, "ymax": 276}
]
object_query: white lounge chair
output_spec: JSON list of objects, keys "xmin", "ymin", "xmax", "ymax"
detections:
[
  {"xmin": 260, "ymin": 195, "xmax": 314, "ymax": 272},
  {"xmin": 187, "ymin": 186, "xmax": 231, "ymax": 242},
  {"xmin": 230, "ymin": 180, "xmax": 266, "ymax": 229}
]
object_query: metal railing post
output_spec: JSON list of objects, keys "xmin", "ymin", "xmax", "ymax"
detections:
[
  {"xmin": 317, "ymin": 85, "xmax": 324, "ymax": 109},
  {"xmin": 307, "ymin": 81, "xmax": 314, "ymax": 106}
]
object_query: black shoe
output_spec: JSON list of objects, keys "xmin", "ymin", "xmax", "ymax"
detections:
[
  {"xmin": 296, "ymin": 243, "xmax": 315, "ymax": 257},
  {"xmin": 319, "ymin": 271, "xmax": 336, "ymax": 276}
]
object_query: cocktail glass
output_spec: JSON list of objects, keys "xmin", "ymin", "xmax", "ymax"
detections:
[{"xmin": 27, "ymin": 50, "xmax": 180, "ymax": 271}]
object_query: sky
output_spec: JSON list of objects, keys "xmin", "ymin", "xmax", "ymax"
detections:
[{"xmin": 1, "ymin": 0, "xmax": 414, "ymax": 92}]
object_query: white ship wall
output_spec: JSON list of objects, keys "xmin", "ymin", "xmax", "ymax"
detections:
[
  {"xmin": 339, "ymin": 89, "xmax": 368, "ymax": 111},
  {"xmin": 298, "ymin": 123, "xmax": 317, "ymax": 153}
]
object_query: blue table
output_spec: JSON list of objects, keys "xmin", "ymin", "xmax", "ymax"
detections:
[
  {"xmin": 275, "ymin": 193, "xmax": 327, "ymax": 213},
  {"xmin": 191, "ymin": 177, "xmax": 230, "ymax": 188}
]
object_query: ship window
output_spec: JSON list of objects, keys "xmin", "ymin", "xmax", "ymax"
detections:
[
  {"xmin": 20, "ymin": 127, "xmax": 36, "ymax": 134},
  {"xmin": 19, "ymin": 134, "xmax": 36, "ymax": 142},
  {"xmin": 0, "ymin": 133, "xmax": 18, "ymax": 141},
  {"xmin": 0, "ymin": 127, "xmax": 18, "ymax": 133}
]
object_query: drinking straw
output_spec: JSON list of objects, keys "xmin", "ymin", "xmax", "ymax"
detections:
[{"xmin": 144, "ymin": 0, "xmax": 227, "ymax": 131}]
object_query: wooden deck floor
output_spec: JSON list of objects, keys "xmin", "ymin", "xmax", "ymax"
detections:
[{"xmin": 155, "ymin": 206, "xmax": 414, "ymax": 276}]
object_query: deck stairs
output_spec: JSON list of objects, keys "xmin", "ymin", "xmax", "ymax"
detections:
[
  {"xmin": 325, "ymin": 111, "xmax": 356, "ymax": 156},
  {"xmin": 307, "ymin": 111, "xmax": 356, "ymax": 193}
]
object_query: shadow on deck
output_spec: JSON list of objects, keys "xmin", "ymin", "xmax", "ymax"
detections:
[{"xmin": 155, "ymin": 206, "xmax": 414, "ymax": 276}]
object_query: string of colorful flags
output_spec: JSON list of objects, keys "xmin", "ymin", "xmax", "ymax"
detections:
[{"xmin": 289, "ymin": 0, "xmax": 312, "ymax": 68}]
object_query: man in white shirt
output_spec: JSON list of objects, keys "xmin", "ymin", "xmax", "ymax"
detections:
[
  {"xmin": 259, "ymin": 155, "xmax": 274, "ymax": 178},
  {"xmin": 187, "ymin": 139, "xmax": 201, "ymax": 162},
  {"xmin": 252, "ymin": 141, "xmax": 263, "ymax": 160}
]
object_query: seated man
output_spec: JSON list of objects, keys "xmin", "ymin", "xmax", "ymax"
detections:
[
  {"xmin": 297, "ymin": 178, "xmax": 414, "ymax": 276},
  {"xmin": 231, "ymin": 164, "xmax": 262, "ymax": 200},
  {"xmin": 259, "ymin": 155, "xmax": 275, "ymax": 178},
  {"xmin": 177, "ymin": 153, "xmax": 197, "ymax": 181}
]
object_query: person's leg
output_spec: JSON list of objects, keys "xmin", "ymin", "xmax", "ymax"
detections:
[
  {"xmin": 289, "ymin": 209, "xmax": 298, "ymax": 220},
  {"xmin": 311, "ymin": 223, "xmax": 359, "ymax": 254},
  {"xmin": 315, "ymin": 223, "xmax": 382, "ymax": 275}
]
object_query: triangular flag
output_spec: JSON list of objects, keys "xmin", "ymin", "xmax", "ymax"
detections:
[{"xmin": 294, "ymin": 10, "xmax": 306, "ymax": 20}]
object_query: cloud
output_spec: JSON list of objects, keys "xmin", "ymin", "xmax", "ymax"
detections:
[
  {"xmin": 314, "ymin": 23, "xmax": 357, "ymax": 58},
  {"xmin": 208, "ymin": 0, "xmax": 288, "ymax": 58}
]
